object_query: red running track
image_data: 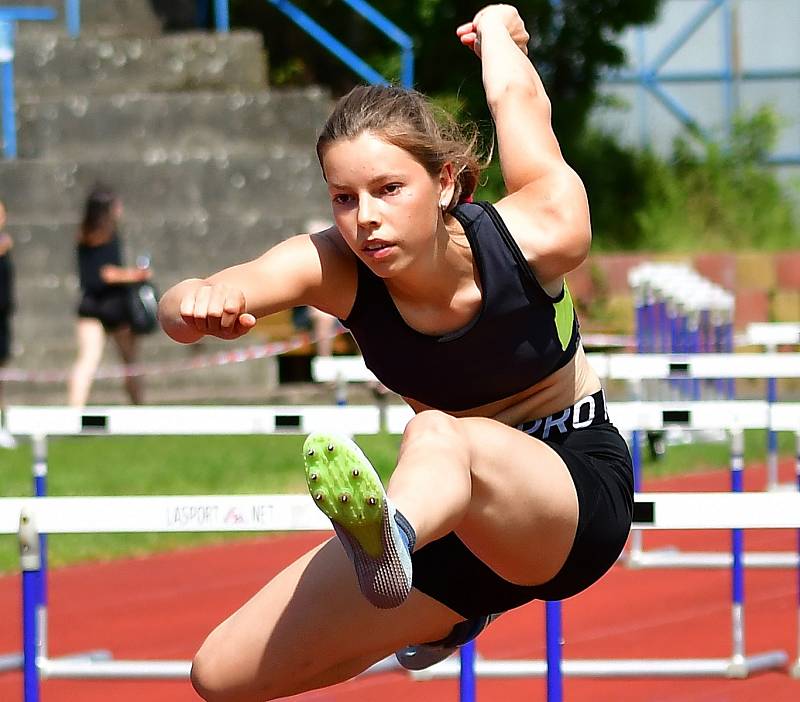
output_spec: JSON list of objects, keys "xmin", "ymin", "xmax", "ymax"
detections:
[{"xmin": 1, "ymin": 461, "xmax": 799, "ymax": 702}]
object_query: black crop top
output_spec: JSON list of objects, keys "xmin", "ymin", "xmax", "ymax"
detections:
[
  {"xmin": 78, "ymin": 234, "xmax": 122, "ymax": 297},
  {"xmin": 341, "ymin": 201, "xmax": 580, "ymax": 412}
]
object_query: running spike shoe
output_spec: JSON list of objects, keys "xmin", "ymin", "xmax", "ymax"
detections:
[
  {"xmin": 395, "ymin": 613, "xmax": 502, "ymax": 671},
  {"xmin": 303, "ymin": 432, "xmax": 414, "ymax": 609}
]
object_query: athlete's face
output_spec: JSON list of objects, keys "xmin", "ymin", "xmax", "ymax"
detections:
[{"xmin": 320, "ymin": 132, "xmax": 453, "ymax": 277}]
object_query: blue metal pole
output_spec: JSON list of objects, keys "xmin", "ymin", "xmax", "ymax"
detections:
[
  {"xmin": 545, "ymin": 601, "xmax": 563, "ymax": 702},
  {"xmin": 400, "ymin": 48, "xmax": 414, "ymax": 89},
  {"xmin": 795, "ymin": 432, "xmax": 800, "ymax": 648},
  {"xmin": 0, "ymin": 20, "xmax": 16, "ymax": 160},
  {"xmin": 721, "ymin": 0, "xmax": 735, "ymax": 141},
  {"xmin": 730, "ymin": 430, "xmax": 745, "ymax": 661},
  {"xmin": 32, "ymin": 436, "xmax": 48, "ymax": 605},
  {"xmin": 459, "ymin": 640, "xmax": 476, "ymax": 702},
  {"xmin": 340, "ymin": 0, "xmax": 412, "ymax": 49},
  {"xmin": 214, "ymin": 0, "xmax": 230, "ymax": 32},
  {"xmin": 631, "ymin": 429, "xmax": 642, "ymax": 493},
  {"xmin": 22, "ymin": 571, "xmax": 40, "ymax": 702},
  {"xmin": 767, "ymin": 375, "xmax": 779, "ymax": 486},
  {"xmin": 724, "ymin": 316, "xmax": 736, "ymax": 399},
  {"xmin": 65, "ymin": 0, "xmax": 81, "ymax": 37},
  {"xmin": 268, "ymin": 0, "xmax": 386, "ymax": 85},
  {"xmin": 650, "ymin": 0, "xmax": 726, "ymax": 73},
  {"xmin": 635, "ymin": 28, "xmax": 649, "ymax": 149},
  {"xmin": 19, "ymin": 509, "xmax": 42, "ymax": 702}
]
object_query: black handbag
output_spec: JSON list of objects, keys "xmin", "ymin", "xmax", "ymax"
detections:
[{"xmin": 127, "ymin": 281, "xmax": 159, "ymax": 335}]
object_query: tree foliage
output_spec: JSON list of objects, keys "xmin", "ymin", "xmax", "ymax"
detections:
[{"xmin": 231, "ymin": 0, "xmax": 660, "ymax": 148}]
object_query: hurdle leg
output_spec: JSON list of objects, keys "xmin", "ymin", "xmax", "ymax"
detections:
[
  {"xmin": 32, "ymin": 436, "xmax": 48, "ymax": 607},
  {"xmin": 459, "ymin": 640, "xmax": 476, "ymax": 702},
  {"xmin": 766, "ymin": 371, "xmax": 779, "ymax": 491},
  {"xmin": 545, "ymin": 600, "xmax": 563, "ymax": 702},
  {"xmin": 19, "ymin": 509, "xmax": 43, "ymax": 702},
  {"xmin": 791, "ymin": 431, "xmax": 800, "ymax": 679},
  {"xmin": 625, "ymin": 428, "xmax": 646, "ymax": 564},
  {"xmin": 726, "ymin": 429, "xmax": 788, "ymax": 676}
]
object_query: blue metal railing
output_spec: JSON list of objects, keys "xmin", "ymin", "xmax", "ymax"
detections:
[
  {"xmin": 0, "ymin": 6, "xmax": 58, "ymax": 159},
  {"xmin": 604, "ymin": 0, "xmax": 800, "ymax": 165},
  {"xmin": 213, "ymin": 0, "xmax": 413, "ymax": 87}
]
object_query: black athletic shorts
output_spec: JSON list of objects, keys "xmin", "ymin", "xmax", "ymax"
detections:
[
  {"xmin": 78, "ymin": 290, "xmax": 131, "ymax": 332},
  {"xmin": 0, "ymin": 313, "xmax": 9, "ymax": 363},
  {"xmin": 410, "ymin": 389, "xmax": 634, "ymax": 619}
]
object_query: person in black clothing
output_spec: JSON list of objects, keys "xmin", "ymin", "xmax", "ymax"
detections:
[
  {"xmin": 0, "ymin": 200, "xmax": 16, "ymax": 448},
  {"xmin": 0, "ymin": 201, "xmax": 13, "ymax": 370},
  {"xmin": 158, "ymin": 7, "xmax": 633, "ymax": 701},
  {"xmin": 67, "ymin": 184, "xmax": 152, "ymax": 407}
]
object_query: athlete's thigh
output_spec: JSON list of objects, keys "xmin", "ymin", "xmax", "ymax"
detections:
[
  {"xmin": 193, "ymin": 537, "xmax": 463, "ymax": 700},
  {"xmin": 455, "ymin": 416, "xmax": 579, "ymax": 586}
]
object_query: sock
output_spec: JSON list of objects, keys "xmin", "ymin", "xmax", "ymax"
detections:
[{"xmin": 393, "ymin": 507, "xmax": 417, "ymax": 554}]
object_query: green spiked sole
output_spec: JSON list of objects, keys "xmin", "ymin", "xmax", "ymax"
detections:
[
  {"xmin": 303, "ymin": 432, "xmax": 413, "ymax": 608},
  {"xmin": 303, "ymin": 432, "xmax": 385, "ymax": 557}
]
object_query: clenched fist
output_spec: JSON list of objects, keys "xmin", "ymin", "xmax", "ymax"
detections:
[
  {"xmin": 457, "ymin": 4, "xmax": 529, "ymax": 58},
  {"xmin": 178, "ymin": 283, "xmax": 257, "ymax": 340}
]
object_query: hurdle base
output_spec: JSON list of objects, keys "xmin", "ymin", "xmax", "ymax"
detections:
[
  {"xmin": 40, "ymin": 657, "xmax": 191, "ymax": 680},
  {"xmin": 0, "ymin": 652, "xmax": 22, "ymax": 673},
  {"xmin": 625, "ymin": 548, "xmax": 799, "ymax": 570},
  {"xmin": 0, "ymin": 648, "xmax": 111, "ymax": 675},
  {"xmin": 411, "ymin": 651, "xmax": 789, "ymax": 680},
  {"xmin": 39, "ymin": 652, "xmax": 400, "ymax": 681}
]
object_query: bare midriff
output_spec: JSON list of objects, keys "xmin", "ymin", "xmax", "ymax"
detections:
[{"xmin": 404, "ymin": 345, "xmax": 602, "ymax": 426}]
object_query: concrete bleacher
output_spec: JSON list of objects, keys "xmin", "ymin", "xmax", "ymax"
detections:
[{"xmin": 3, "ymin": 0, "xmax": 334, "ymax": 405}]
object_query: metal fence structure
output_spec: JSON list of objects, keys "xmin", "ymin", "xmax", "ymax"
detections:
[{"xmin": 598, "ymin": 0, "xmax": 800, "ymax": 169}]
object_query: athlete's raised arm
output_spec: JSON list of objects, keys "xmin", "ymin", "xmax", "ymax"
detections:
[{"xmin": 458, "ymin": 5, "xmax": 591, "ymax": 284}]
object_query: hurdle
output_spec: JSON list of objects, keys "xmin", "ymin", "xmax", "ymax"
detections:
[
  {"xmin": 4, "ymin": 401, "xmax": 800, "ymax": 699},
  {"xmin": 745, "ymin": 323, "xmax": 800, "ymax": 496},
  {"xmin": 3, "ymin": 491, "xmax": 799, "ymax": 702},
  {"xmin": 0, "ymin": 404, "xmax": 388, "ymax": 680},
  {"xmin": 410, "ymin": 490, "xmax": 800, "ymax": 702},
  {"xmin": 4, "ymin": 494, "xmax": 400, "ymax": 701},
  {"xmin": 315, "ymin": 354, "xmax": 800, "ymax": 568}
]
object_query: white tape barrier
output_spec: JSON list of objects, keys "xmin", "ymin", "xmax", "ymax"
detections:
[
  {"xmin": 6, "ymin": 401, "xmax": 800, "ymax": 436},
  {"xmin": 2, "ymin": 492, "xmax": 800, "ymax": 535},
  {"xmin": 313, "ymin": 353, "xmax": 800, "ymax": 384}
]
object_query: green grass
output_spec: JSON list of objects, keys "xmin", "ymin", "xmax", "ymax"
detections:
[
  {"xmin": 0, "ymin": 428, "xmax": 793, "ymax": 574},
  {"xmin": 0, "ymin": 433, "xmax": 401, "ymax": 574},
  {"xmin": 643, "ymin": 428, "xmax": 796, "ymax": 478}
]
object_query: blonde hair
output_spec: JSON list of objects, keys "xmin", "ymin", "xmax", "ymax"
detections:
[{"xmin": 316, "ymin": 85, "xmax": 484, "ymax": 211}]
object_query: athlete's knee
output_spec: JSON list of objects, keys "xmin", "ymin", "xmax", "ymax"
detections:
[
  {"xmin": 404, "ymin": 409, "xmax": 461, "ymax": 442},
  {"xmin": 190, "ymin": 645, "xmax": 233, "ymax": 702},
  {"xmin": 190, "ymin": 646, "xmax": 258, "ymax": 702},
  {"xmin": 190, "ymin": 640, "xmax": 286, "ymax": 702}
]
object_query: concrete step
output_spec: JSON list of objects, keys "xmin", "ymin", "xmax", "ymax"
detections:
[
  {"xmin": 12, "ymin": 0, "xmax": 162, "ymax": 37},
  {"xmin": 13, "ymin": 30, "xmax": 266, "ymax": 98},
  {"xmin": 17, "ymin": 88, "xmax": 331, "ymax": 160},
  {"xmin": 0, "ymin": 152, "xmax": 329, "ymax": 223}
]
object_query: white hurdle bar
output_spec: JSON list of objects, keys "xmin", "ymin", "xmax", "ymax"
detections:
[
  {"xmin": 4, "ymin": 401, "xmax": 800, "ymax": 695},
  {"xmin": 7, "ymin": 400, "xmax": 800, "ymax": 573},
  {"xmin": 0, "ymin": 404, "xmax": 389, "ymax": 686},
  {"xmin": 313, "ymin": 352, "xmax": 800, "ymax": 383},
  {"xmin": 2, "ymin": 491, "xmax": 799, "ymax": 698},
  {"xmin": 314, "ymin": 352, "xmax": 800, "ymax": 489},
  {"xmin": 5, "ymin": 496, "xmax": 399, "ymax": 701}
]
